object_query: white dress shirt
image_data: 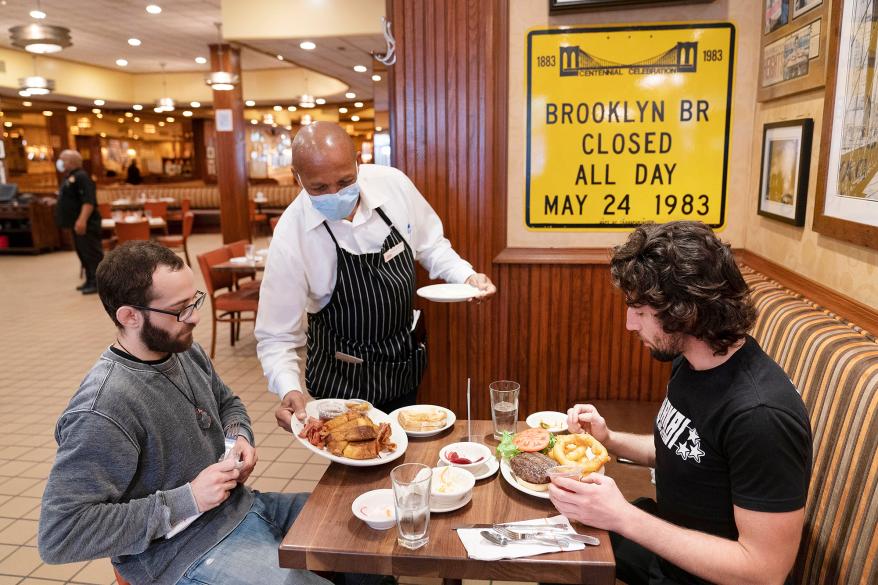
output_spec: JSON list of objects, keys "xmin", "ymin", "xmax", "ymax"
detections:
[{"xmin": 255, "ymin": 164, "xmax": 476, "ymax": 399}]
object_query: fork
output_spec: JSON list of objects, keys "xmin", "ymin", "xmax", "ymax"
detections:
[{"xmin": 493, "ymin": 524, "xmax": 600, "ymax": 546}]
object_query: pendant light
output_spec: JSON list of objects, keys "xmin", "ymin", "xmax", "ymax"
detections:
[
  {"xmin": 298, "ymin": 72, "xmax": 315, "ymax": 108},
  {"xmin": 155, "ymin": 63, "xmax": 175, "ymax": 112},
  {"xmin": 9, "ymin": 23, "xmax": 71, "ymax": 54},
  {"xmin": 19, "ymin": 56, "xmax": 54, "ymax": 96},
  {"xmin": 205, "ymin": 23, "xmax": 239, "ymax": 91}
]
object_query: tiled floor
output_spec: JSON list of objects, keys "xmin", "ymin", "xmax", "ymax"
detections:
[{"xmin": 0, "ymin": 235, "xmax": 537, "ymax": 585}]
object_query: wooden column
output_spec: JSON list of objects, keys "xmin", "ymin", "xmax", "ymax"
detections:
[
  {"xmin": 190, "ymin": 118, "xmax": 206, "ymax": 181},
  {"xmin": 47, "ymin": 110, "xmax": 71, "ymax": 186},
  {"xmin": 209, "ymin": 43, "xmax": 250, "ymax": 244}
]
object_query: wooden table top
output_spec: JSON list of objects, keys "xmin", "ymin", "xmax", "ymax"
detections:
[
  {"xmin": 279, "ymin": 420, "xmax": 615, "ymax": 584},
  {"xmin": 101, "ymin": 217, "xmax": 166, "ymax": 229},
  {"xmin": 212, "ymin": 258, "xmax": 266, "ymax": 272}
]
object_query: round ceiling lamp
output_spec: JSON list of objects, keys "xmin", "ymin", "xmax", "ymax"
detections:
[
  {"xmin": 205, "ymin": 23, "xmax": 239, "ymax": 91},
  {"xmin": 9, "ymin": 24, "xmax": 72, "ymax": 54},
  {"xmin": 18, "ymin": 75, "xmax": 54, "ymax": 95},
  {"xmin": 155, "ymin": 63, "xmax": 175, "ymax": 111},
  {"xmin": 298, "ymin": 94, "xmax": 316, "ymax": 109}
]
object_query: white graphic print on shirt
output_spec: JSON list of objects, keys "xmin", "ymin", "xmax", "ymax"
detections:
[{"xmin": 656, "ymin": 397, "xmax": 705, "ymax": 463}]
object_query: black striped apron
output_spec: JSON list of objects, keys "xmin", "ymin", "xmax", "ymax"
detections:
[{"xmin": 305, "ymin": 207, "xmax": 426, "ymax": 406}]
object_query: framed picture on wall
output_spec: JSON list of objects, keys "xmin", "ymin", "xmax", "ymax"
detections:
[
  {"xmin": 758, "ymin": 119, "xmax": 813, "ymax": 226},
  {"xmin": 814, "ymin": 0, "xmax": 878, "ymax": 250},
  {"xmin": 757, "ymin": 0, "xmax": 828, "ymax": 101},
  {"xmin": 792, "ymin": 0, "xmax": 823, "ymax": 18},
  {"xmin": 548, "ymin": 0, "xmax": 712, "ymax": 12}
]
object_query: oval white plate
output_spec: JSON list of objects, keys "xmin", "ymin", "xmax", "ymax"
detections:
[
  {"xmin": 525, "ymin": 411, "xmax": 568, "ymax": 433},
  {"xmin": 499, "ymin": 458, "xmax": 550, "ymax": 500},
  {"xmin": 291, "ymin": 399, "xmax": 408, "ymax": 467},
  {"xmin": 431, "ymin": 489, "xmax": 473, "ymax": 513},
  {"xmin": 416, "ymin": 283, "xmax": 479, "ymax": 303},
  {"xmin": 387, "ymin": 405, "xmax": 456, "ymax": 437},
  {"xmin": 437, "ymin": 455, "xmax": 499, "ymax": 481}
]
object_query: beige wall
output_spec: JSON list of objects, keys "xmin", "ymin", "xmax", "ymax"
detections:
[
  {"xmin": 507, "ymin": 0, "xmax": 759, "ymax": 249},
  {"xmin": 221, "ymin": 0, "xmax": 384, "ymax": 40}
]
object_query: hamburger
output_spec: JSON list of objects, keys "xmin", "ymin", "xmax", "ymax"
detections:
[{"xmin": 509, "ymin": 452, "xmax": 556, "ymax": 492}]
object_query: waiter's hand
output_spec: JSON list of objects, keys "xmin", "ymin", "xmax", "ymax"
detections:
[
  {"xmin": 276, "ymin": 390, "xmax": 308, "ymax": 433},
  {"xmin": 466, "ymin": 273, "xmax": 497, "ymax": 302},
  {"xmin": 74, "ymin": 218, "xmax": 87, "ymax": 236}
]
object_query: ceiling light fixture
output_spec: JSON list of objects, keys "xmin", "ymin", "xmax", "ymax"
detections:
[
  {"xmin": 299, "ymin": 41, "xmax": 316, "ymax": 50},
  {"xmin": 30, "ymin": 1, "xmax": 46, "ymax": 20},
  {"xmin": 92, "ymin": 108, "xmax": 101, "ymax": 113},
  {"xmin": 117, "ymin": 117, "xmax": 124, "ymax": 123},
  {"xmin": 354, "ymin": 101, "xmax": 363, "ymax": 108},
  {"xmin": 42, "ymin": 110, "xmax": 52, "ymax": 116},
  {"xmin": 132, "ymin": 104, "xmax": 143, "ymax": 111},
  {"xmin": 372, "ymin": 74, "xmax": 381, "ymax": 82},
  {"xmin": 351, "ymin": 115, "xmax": 360, "ymax": 122},
  {"xmin": 376, "ymin": 126, "xmax": 383, "ymax": 132},
  {"xmin": 182, "ymin": 110, "xmax": 193, "ymax": 117},
  {"xmin": 345, "ymin": 92, "xmax": 356, "ymax": 99},
  {"xmin": 115, "ymin": 58, "xmax": 128, "ymax": 67},
  {"xmin": 245, "ymin": 99, "xmax": 255, "ymax": 106},
  {"xmin": 287, "ymin": 105, "xmax": 296, "ymax": 112},
  {"xmin": 190, "ymin": 101, "xmax": 200, "ymax": 108},
  {"xmin": 133, "ymin": 116, "xmax": 140, "ymax": 122},
  {"xmin": 146, "ymin": 4, "xmax": 162, "ymax": 15},
  {"xmin": 19, "ymin": 57, "xmax": 54, "ymax": 95},
  {"xmin": 22, "ymin": 101, "xmax": 32, "ymax": 107},
  {"xmin": 125, "ymin": 112, "xmax": 133, "ymax": 117},
  {"xmin": 194, "ymin": 56, "xmax": 207, "ymax": 64},
  {"xmin": 353, "ymin": 65, "xmax": 367, "ymax": 73},
  {"xmin": 156, "ymin": 62, "xmax": 175, "ymax": 111},
  {"xmin": 158, "ymin": 121, "xmax": 165, "ymax": 127},
  {"xmin": 299, "ymin": 94, "xmax": 315, "ymax": 108},
  {"xmin": 9, "ymin": 23, "xmax": 72, "ymax": 54},
  {"xmin": 301, "ymin": 114, "xmax": 313, "ymax": 126},
  {"xmin": 276, "ymin": 54, "xmax": 284, "ymax": 61},
  {"xmin": 128, "ymin": 37, "xmax": 141, "ymax": 46},
  {"xmin": 67, "ymin": 105, "xmax": 77, "ymax": 112},
  {"xmin": 250, "ymin": 119, "xmax": 258, "ymax": 125},
  {"xmin": 94, "ymin": 99, "xmax": 104, "ymax": 106},
  {"xmin": 315, "ymin": 98, "xmax": 326, "ymax": 105},
  {"xmin": 96, "ymin": 113, "xmax": 103, "ymax": 118},
  {"xmin": 166, "ymin": 116, "xmax": 174, "ymax": 122},
  {"xmin": 338, "ymin": 107, "xmax": 348, "ymax": 114},
  {"xmin": 205, "ymin": 23, "xmax": 238, "ymax": 91}
]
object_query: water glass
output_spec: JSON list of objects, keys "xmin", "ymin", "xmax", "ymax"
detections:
[
  {"xmin": 390, "ymin": 463, "xmax": 431, "ymax": 550},
  {"xmin": 245, "ymin": 244, "xmax": 256, "ymax": 262},
  {"xmin": 489, "ymin": 380, "xmax": 520, "ymax": 439},
  {"xmin": 144, "ymin": 209, "xmax": 153, "ymax": 219}
]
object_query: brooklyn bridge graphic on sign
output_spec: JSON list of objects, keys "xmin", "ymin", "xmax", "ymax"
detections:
[{"xmin": 559, "ymin": 42, "xmax": 699, "ymax": 76}]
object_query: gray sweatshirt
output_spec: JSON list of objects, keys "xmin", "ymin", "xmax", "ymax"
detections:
[{"xmin": 38, "ymin": 343, "xmax": 256, "ymax": 584}]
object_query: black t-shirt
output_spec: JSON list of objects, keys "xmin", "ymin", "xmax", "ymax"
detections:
[
  {"xmin": 653, "ymin": 335, "xmax": 812, "ymax": 584},
  {"xmin": 55, "ymin": 168, "xmax": 100, "ymax": 229}
]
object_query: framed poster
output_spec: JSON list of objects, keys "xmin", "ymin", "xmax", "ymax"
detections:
[
  {"xmin": 758, "ymin": 0, "xmax": 828, "ymax": 101},
  {"xmin": 757, "ymin": 119, "xmax": 813, "ymax": 226},
  {"xmin": 525, "ymin": 23, "xmax": 735, "ymax": 230},
  {"xmin": 814, "ymin": 0, "xmax": 878, "ymax": 250},
  {"xmin": 549, "ymin": 0, "xmax": 712, "ymax": 11}
]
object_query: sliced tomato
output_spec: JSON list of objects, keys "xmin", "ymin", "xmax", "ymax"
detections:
[{"xmin": 513, "ymin": 428, "xmax": 550, "ymax": 452}]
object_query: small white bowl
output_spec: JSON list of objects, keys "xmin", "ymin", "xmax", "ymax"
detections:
[
  {"xmin": 525, "ymin": 411, "xmax": 568, "ymax": 433},
  {"xmin": 352, "ymin": 489, "xmax": 396, "ymax": 530},
  {"xmin": 430, "ymin": 465, "xmax": 475, "ymax": 506},
  {"xmin": 439, "ymin": 442, "xmax": 493, "ymax": 472}
]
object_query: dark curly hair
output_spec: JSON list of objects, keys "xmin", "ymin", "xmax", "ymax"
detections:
[{"xmin": 610, "ymin": 221, "xmax": 756, "ymax": 356}]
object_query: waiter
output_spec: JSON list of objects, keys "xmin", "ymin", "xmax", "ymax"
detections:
[
  {"xmin": 256, "ymin": 122, "xmax": 496, "ymax": 431},
  {"xmin": 55, "ymin": 149, "xmax": 103, "ymax": 295}
]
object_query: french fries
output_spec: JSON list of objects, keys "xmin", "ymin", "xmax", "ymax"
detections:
[{"xmin": 549, "ymin": 433, "xmax": 610, "ymax": 474}]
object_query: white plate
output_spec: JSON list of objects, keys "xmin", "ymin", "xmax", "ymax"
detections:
[
  {"xmin": 387, "ymin": 405, "xmax": 456, "ymax": 437},
  {"xmin": 352, "ymin": 489, "xmax": 396, "ymax": 530},
  {"xmin": 437, "ymin": 455, "xmax": 500, "ymax": 481},
  {"xmin": 416, "ymin": 283, "xmax": 479, "ymax": 303},
  {"xmin": 431, "ymin": 489, "xmax": 473, "ymax": 513},
  {"xmin": 291, "ymin": 399, "xmax": 408, "ymax": 467},
  {"xmin": 525, "ymin": 411, "xmax": 568, "ymax": 433},
  {"xmin": 499, "ymin": 458, "xmax": 550, "ymax": 500}
]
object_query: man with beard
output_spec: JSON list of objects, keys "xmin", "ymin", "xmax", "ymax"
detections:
[
  {"xmin": 38, "ymin": 242, "xmax": 330, "ymax": 585},
  {"xmin": 550, "ymin": 222, "xmax": 812, "ymax": 585}
]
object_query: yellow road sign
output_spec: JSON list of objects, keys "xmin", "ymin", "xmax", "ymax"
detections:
[{"xmin": 525, "ymin": 23, "xmax": 735, "ymax": 230}]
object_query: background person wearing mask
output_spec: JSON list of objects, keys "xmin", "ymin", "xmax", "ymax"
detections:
[
  {"xmin": 54, "ymin": 149, "xmax": 102, "ymax": 294},
  {"xmin": 256, "ymin": 122, "xmax": 496, "ymax": 432}
]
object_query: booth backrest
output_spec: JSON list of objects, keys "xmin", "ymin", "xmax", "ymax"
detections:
[
  {"xmin": 743, "ymin": 266, "xmax": 878, "ymax": 585},
  {"xmin": 96, "ymin": 184, "xmax": 299, "ymax": 209}
]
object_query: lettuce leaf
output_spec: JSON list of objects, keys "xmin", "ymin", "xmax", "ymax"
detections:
[{"xmin": 495, "ymin": 431, "xmax": 520, "ymax": 460}]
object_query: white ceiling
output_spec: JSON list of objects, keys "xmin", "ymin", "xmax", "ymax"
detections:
[{"xmin": 0, "ymin": 0, "xmax": 384, "ymax": 101}]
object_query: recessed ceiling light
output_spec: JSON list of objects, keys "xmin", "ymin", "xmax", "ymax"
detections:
[
  {"xmin": 158, "ymin": 121, "xmax": 165, "ymax": 126},
  {"xmin": 245, "ymin": 99, "xmax": 255, "ymax": 107},
  {"xmin": 146, "ymin": 4, "xmax": 162, "ymax": 14},
  {"xmin": 92, "ymin": 108, "xmax": 101, "ymax": 114},
  {"xmin": 351, "ymin": 115, "xmax": 360, "ymax": 122},
  {"xmin": 96, "ymin": 113, "xmax": 103, "ymax": 118},
  {"xmin": 287, "ymin": 105, "xmax": 296, "ymax": 112},
  {"xmin": 100, "ymin": 132, "xmax": 106, "ymax": 137},
  {"xmin": 182, "ymin": 110, "xmax": 193, "ymax": 117},
  {"xmin": 132, "ymin": 104, "xmax": 143, "ymax": 111},
  {"xmin": 273, "ymin": 105, "xmax": 282, "ymax": 112},
  {"xmin": 338, "ymin": 107, "xmax": 348, "ymax": 114},
  {"xmin": 128, "ymin": 38, "xmax": 141, "ymax": 46},
  {"xmin": 94, "ymin": 99, "xmax": 105, "ymax": 106},
  {"xmin": 376, "ymin": 126, "xmax": 383, "ymax": 132},
  {"xmin": 67, "ymin": 105, "xmax": 77, "ymax": 112},
  {"xmin": 371, "ymin": 74, "xmax": 381, "ymax": 82},
  {"xmin": 166, "ymin": 116, "xmax": 174, "ymax": 122},
  {"xmin": 194, "ymin": 56, "xmax": 207, "ymax": 64},
  {"xmin": 3, "ymin": 122, "xmax": 11, "ymax": 128},
  {"xmin": 125, "ymin": 112, "xmax": 133, "ymax": 117},
  {"xmin": 250, "ymin": 119, "xmax": 258, "ymax": 125},
  {"xmin": 22, "ymin": 101, "xmax": 32, "ymax": 107},
  {"xmin": 190, "ymin": 101, "xmax": 200, "ymax": 108},
  {"xmin": 299, "ymin": 41, "xmax": 316, "ymax": 50},
  {"xmin": 315, "ymin": 98, "xmax": 326, "ymax": 105},
  {"xmin": 345, "ymin": 92, "xmax": 356, "ymax": 99},
  {"xmin": 134, "ymin": 116, "xmax": 140, "ymax": 122},
  {"xmin": 353, "ymin": 65, "xmax": 367, "ymax": 73},
  {"xmin": 42, "ymin": 110, "xmax": 52, "ymax": 116},
  {"xmin": 30, "ymin": 9, "xmax": 46, "ymax": 19},
  {"xmin": 276, "ymin": 54, "xmax": 284, "ymax": 61},
  {"xmin": 153, "ymin": 107, "xmax": 163, "ymax": 113},
  {"xmin": 354, "ymin": 101, "xmax": 363, "ymax": 108},
  {"xmin": 116, "ymin": 58, "xmax": 128, "ymax": 67},
  {"xmin": 117, "ymin": 117, "xmax": 124, "ymax": 123}
]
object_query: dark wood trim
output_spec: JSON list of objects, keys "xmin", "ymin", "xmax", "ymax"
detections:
[
  {"xmin": 736, "ymin": 249, "xmax": 878, "ymax": 336},
  {"xmin": 491, "ymin": 0, "xmax": 509, "ymax": 262},
  {"xmin": 493, "ymin": 247, "xmax": 612, "ymax": 264},
  {"xmin": 813, "ymin": 0, "xmax": 878, "ymax": 251}
]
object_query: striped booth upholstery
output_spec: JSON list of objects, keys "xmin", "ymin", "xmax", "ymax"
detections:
[
  {"xmin": 743, "ymin": 267, "xmax": 878, "ymax": 585},
  {"xmin": 97, "ymin": 185, "xmax": 299, "ymax": 209}
]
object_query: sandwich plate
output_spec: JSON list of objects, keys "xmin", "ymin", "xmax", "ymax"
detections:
[
  {"xmin": 387, "ymin": 405, "xmax": 456, "ymax": 437},
  {"xmin": 416, "ymin": 283, "xmax": 480, "ymax": 303},
  {"xmin": 291, "ymin": 399, "xmax": 408, "ymax": 467},
  {"xmin": 499, "ymin": 458, "xmax": 550, "ymax": 500}
]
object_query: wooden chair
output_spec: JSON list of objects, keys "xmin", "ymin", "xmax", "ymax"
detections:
[
  {"xmin": 197, "ymin": 247, "xmax": 260, "ymax": 358},
  {"xmin": 143, "ymin": 200, "xmax": 168, "ymax": 220},
  {"xmin": 114, "ymin": 219, "xmax": 150, "ymax": 244},
  {"xmin": 113, "ymin": 567, "xmax": 131, "ymax": 585},
  {"xmin": 98, "ymin": 202, "xmax": 112, "ymax": 219},
  {"xmin": 166, "ymin": 197, "xmax": 191, "ymax": 223},
  {"xmin": 270, "ymin": 216, "xmax": 280, "ymax": 232},
  {"xmin": 156, "ymin": 211, "xmax": 194, "ymax": 265},
  {"xmin": 249, "ymin": 199, "xmax": 269, "ymax": 234}
]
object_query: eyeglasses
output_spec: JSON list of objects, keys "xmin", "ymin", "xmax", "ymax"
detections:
[{"xmin": 129, "ymin": 290, "xmax": 206, "ymax": 322}]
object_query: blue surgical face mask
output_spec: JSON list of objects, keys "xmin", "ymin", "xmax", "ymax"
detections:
[
  {"xmin": 56, "ymin": 159, "xmax": 66, "ymax": 173},
  {"xmin": 300, "ymin": 173, "xmax": 361, "ymax": 221}
]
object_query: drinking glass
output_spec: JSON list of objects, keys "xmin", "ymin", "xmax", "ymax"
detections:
[
  {"xmin": 144, "ymin": 209, "xmax": 153, "ymax": 219},
  {"xmin": 390, "ymin": 463, "xmax": 431, "ymax": 550},
  {"xmin": 489, "ymin": 380, "xmax": 520, "ymax": 439},
  {"xmin": 245, "ymin": 244, "xmax": 256, "ymax": 263}
]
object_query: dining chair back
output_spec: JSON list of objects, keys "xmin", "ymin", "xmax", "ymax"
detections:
[
  {"xmin": 143, "ymin": 200, "xmax": 168, "ymax": 220},
  {"xmin": 270, "ymin": 216, "xmax": 280, "ymax": 232},
  {"xmin": 98, "ymin": 202, "xmax": 112, "ymax": 219},
  {"xmin": 156, "ymin": 211, "xmax": 194, "ymax": 265},
  {"xmin": 114, "ymin": 219, "xmax": 150, "ymax": 244}
]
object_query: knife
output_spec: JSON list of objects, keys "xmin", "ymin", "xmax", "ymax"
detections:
[{"xmin": 453, "ymin": 523, "xmax": 573, "ymax": 532}]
